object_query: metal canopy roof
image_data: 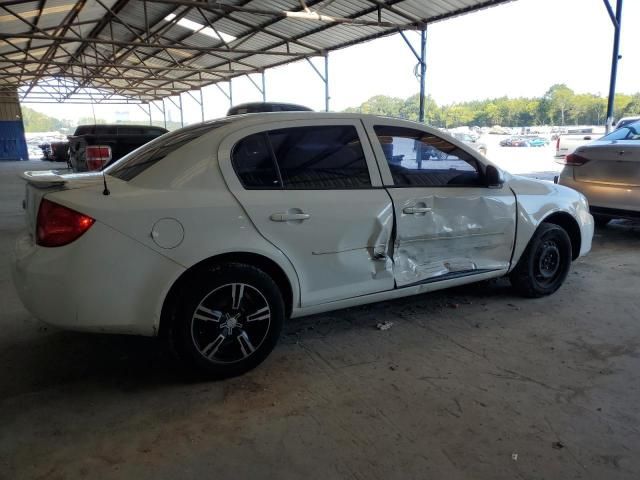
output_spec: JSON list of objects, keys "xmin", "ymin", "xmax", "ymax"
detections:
[{"xmin": 0, "ymin": 0, "xmax": 514, "ymax": 104}]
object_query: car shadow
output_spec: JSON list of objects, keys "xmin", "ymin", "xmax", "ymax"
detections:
[
  {"xmin": 0, "ymin": 278, "xmax": 517, "ymax": 398},
  {"xmin": 2, "ymin": 221, "xmax": 637, "ymax": 396},
  {"xmin": 0, "ymin": 331, "xmax": 184, "ymax": 399}
]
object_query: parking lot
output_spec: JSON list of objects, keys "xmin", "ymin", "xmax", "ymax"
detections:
[{"xmin": 1, "ymin": 156, "xmax": 639, "ymax": 479}]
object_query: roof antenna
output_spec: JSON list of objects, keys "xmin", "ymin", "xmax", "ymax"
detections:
[{"xmin": 102, "ymin": 169, "xmax": 110, "ymax": 196}]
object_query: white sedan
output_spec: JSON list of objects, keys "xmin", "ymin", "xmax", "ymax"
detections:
[
  {"xmin": 558, "ymin": 119, "xmax": 640, "ymax": 226},
  {"xmin": 13, "ymin": 113, "xmax": 594, "ymax": 378}
]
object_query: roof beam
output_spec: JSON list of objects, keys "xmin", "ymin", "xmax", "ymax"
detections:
[
  {"xmin": 148, "ymin": 0, "xmax": 423, "ymax": 29},
  {"xmin": 0, "ymin": 33, "xmax": 305, "ymax": 56}
]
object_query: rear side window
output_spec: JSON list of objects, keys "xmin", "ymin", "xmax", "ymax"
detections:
[
  {"xmin": 95, "ymin": 125, "xmax": 117, "ymax": 135},
  {"xmin": 232, "ymin": 125, "xmax": 371, "ymax": 189},
  {"xmin": 117, "ymin": 126, "xmax": 144, "ymax": 135},
  {"xmin": 232, "ymin": 134, "xmax": 281, "ymax": 188},
  {"xmin": 106, "ymin": 122, "xmax": 227, "ymax": 181},
  {"xmin": 73, "ymin": 126, "xmax": 94, "ymax": 135}
]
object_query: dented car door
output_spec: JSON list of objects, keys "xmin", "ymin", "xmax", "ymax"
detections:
[
  {"xmin": 363, "ymin": 120, "xmax": 517, "ymax": 287},
  {"xmin": 218, "ymin": 119, "xmax": 395, "ymax": 307}
]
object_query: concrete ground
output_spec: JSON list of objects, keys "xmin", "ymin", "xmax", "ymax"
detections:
[{"xmin": 1, "ymin": 160, "xmax": 639, "ymax": 480}]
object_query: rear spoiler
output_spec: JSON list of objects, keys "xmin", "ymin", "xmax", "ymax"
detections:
[
  {"xmin": 20, "ymin": 170, "xmax": 67, "ymax": 187},
  {"xmin": 20, "ymin": 170, "xmax": 103, "ymax": 189}
]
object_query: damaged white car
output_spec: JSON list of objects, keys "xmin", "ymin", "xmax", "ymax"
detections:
[{"xmin": 13, "ymin": 113, "xmax": 594, "ymax": 378}]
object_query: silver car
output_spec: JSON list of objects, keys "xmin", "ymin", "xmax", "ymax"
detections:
[
  {"xmin": 558, "ymin": 120, "xmax": 640, "ymax": 226},
  {"xmin": 451, "ymin": 132, "xmax": 488, "ymax": 156}
]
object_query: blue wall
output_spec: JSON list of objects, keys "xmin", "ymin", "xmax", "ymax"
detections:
[{"xmin": 0, "ymin": 120, "xmax": 28, "ymax": 161}]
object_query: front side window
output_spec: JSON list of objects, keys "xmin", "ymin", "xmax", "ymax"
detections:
[
  {"xmin": 373, "ymin": 126, "xmax": 483, "ymax": 187},
  {"xmin": 232, "ymin": 125, "xmax": 372, "ymax": 189}
]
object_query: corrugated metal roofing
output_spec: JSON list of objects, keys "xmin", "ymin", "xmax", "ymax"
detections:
[{"xmin": 0, "ymin": 0, "xmax": 515, "ymax": 103}]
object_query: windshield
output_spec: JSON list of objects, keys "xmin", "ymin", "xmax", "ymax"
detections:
[
  {"xmin": 105, "ymin": 121, "xmax": 228, "ymax": 181},
  {"xmin": 601, "ymin": 121, "xmax": 640, "ymax": 141}
]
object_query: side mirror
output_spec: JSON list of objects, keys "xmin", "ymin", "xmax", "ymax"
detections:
[{"xmin": 486, "ymin": 165, "xmax": 504, "ymax": 188}]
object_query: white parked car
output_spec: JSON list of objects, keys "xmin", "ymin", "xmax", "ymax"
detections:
[
  {"xmin": 13, "ymin": 113, "xmax": 594, "ymax": 378},
  {"xmin": 558, "ymin": 119, "xmax": 640, "ymax": 226}
]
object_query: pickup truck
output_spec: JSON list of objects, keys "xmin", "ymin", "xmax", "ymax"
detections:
[
  {"xmin": 68, "ymin": 124, "xmax": 168, "ymax": 171},
  {"xmin": 555, "ymin": 127, "xmax": 605, "ymax": 158}
]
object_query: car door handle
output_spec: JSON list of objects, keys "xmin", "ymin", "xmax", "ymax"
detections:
[
  {"xmin": 403, "ymin": 206, "xmax": 432, "ymax": 214},
  {"xmin": 270, "ymin": 212, "xmax": 311, "ymax": 222}
]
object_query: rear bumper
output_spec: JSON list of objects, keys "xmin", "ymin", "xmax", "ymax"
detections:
[{"xmin": 12, "ymin": 222, "xmax": 184, "ymax": 336}]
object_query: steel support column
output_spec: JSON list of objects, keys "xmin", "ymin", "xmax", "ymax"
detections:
[
  {"xmin": 162, "ymin": 98, "xmax": 167, "ymax": 129},
  {"xmin": 306, "ymin": 55, "xmax": 329, "ymax": 112},
  {"xmin": 418, "ymin": 28, "xmax": 427, "ymax": 123},
  {"xmin": 324, "ymin": 54, "xmax": 329, "ymax": 112},
  {"xmin": 200, "ymin": 89, "xmax": 204, "ymax": 121},
  {"xmin": 215, "ymin": 82, "xmax": 232, "ymax": 109},
  {"xmin": 604, "ymin": 0, "xmax": 623, "ymax": 132},
  {"xmin": 262, "ymin": 71, "xmax": 266, "ymax": 102},
  {"xmin": 400, "ymin": 29, "xmax": 428, "ymax": 123},
  {"xmin": 178, "ymin": 93, "xmax": 184, "ymax": 127},
  {"xmin": 246, "ymin": 73, "xmax": 266, "ymax": 101}
]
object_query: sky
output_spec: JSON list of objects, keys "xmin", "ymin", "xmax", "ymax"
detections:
[{"xmin": 23, "ymin": 0, "xmax": 640, "ymax": 126}]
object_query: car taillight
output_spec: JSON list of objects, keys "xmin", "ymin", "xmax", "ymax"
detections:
[
  {"xmin": 36, "ymin": 199, "xmax": 95, "ymax": 247},
  {"xmin": 85, "ymin": 145, "xmax": 112, "ymax": 171},
  {"xmin": 558, "ymin": 153, "xmax": 590, "ymax": 166}
]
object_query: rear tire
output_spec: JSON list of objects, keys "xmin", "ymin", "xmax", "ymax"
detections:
[
  {"xmin": 167, "ymin": 263, "xmax": 285, "ymax": 379},
  {"xmin": 510, "ymin": 223, "xmax": 572, "ymax": 298}
]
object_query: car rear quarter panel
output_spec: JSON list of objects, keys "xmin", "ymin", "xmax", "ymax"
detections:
[
  {"xmin": 13, "ymin": 221, "xmax": 181, "ymax": 335},
  {"xmin": 46, "ymin": 129, "xmax": 301, "ymax": 331}
]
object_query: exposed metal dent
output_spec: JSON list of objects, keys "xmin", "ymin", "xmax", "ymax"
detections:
[
  {"xmin": 311, "ymin": 243, "xmax": 386, "ymax": 255},
  {"xmin": 291, "ymin": 268, "xmax": 508, "ymax": 319},
  {"xmin": 400, "ymin": 230, "xmax": 508, "ymax": 243},
  {"xmin": 388, "ymin": 189, "xmax": 517, "ymax": 286}
]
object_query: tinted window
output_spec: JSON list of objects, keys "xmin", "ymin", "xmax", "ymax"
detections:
[
  {"xmin": 232, "ymin": 133, "xmax": 281, "ymax": 188},
  {"xmin": 95, "ymin": 125, "xmax": 117, "ymax": 135},
  {"xmin": 374, "ymin": 126, "xmax": 482, "ymax": 187},
  {"xmin": 106, "ymin": 122, "xmax": 226, "ymax": 181},
  {"xmin": 602, "ymin": 121, "xmax": 640, "ymax": 141},
  {"xmin": 269, "ymin": 126, "xmax": 371, "ymax": 189},
  {"xmin": 232, "ymin": 125, "xmax": 371, "ymax": 189},
  {"xmin": 118, "ymin": 126, "xmax": 144, "ymax": 135},
  {"xmin": 73, "ymin": 126, "xmax": 94, "ymax": 135}
]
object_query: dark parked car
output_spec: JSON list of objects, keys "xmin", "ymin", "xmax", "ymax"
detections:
[
  {"xmin": 38, "ymin": 141, "xmax": 69, "ymax": 162},
  {"xmin": 227, "ymin": 102, "xmax": 312, "ymax": 116},
  {"xmin": 67, "ymin": 124, "xmax": 168, "ymax": 171},
  {"xmin": 500, "ymin": 137, "xmax": 529, "ymax": 147}
]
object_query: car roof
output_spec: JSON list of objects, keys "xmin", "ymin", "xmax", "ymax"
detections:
[{"xmin": 176, "ymin": 112, "xmax": 454, "ymax": 140}]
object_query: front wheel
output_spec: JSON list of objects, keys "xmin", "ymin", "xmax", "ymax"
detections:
[
  {"xmin": 509, "ymin": 223, "xmax": 572, "ymax": 298},
  {"xmin": 168, "ymin": 263, "xmax": 285, "ymax": 379}
]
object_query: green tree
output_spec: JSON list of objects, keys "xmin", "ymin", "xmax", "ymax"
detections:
[
  {"xmin": 544, "ymin": 84, "xmax": 574, "ymax": 125},
  {"xmin": 21, "ymin": 106, "xmax": 69, "ymax": 132},
  {"xmin": 621, "ymin": 94, "xmax": 640, "ymax": 117}
]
